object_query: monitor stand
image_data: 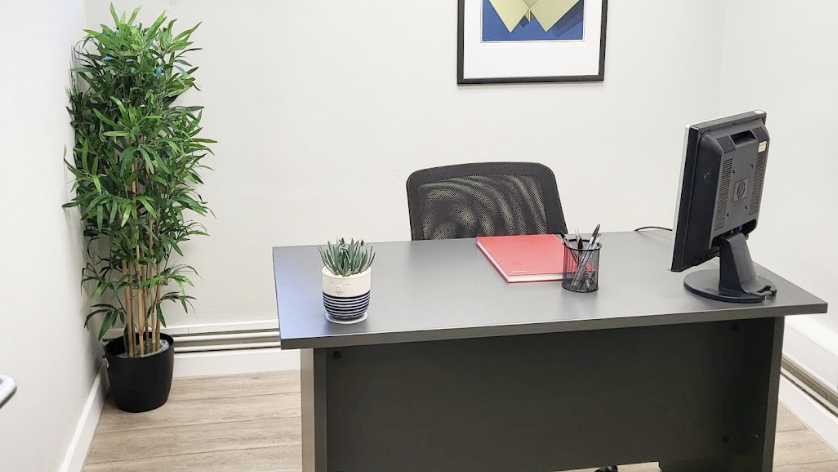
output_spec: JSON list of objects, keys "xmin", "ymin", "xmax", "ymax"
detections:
[{"xmin": 684, "ymin": 232, "xmax": 777, "ymax": 303}]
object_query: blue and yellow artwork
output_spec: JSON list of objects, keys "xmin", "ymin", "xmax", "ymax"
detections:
[{"xmin": 482, "ymin": 0, "xmax": 584, "ymax": 42}]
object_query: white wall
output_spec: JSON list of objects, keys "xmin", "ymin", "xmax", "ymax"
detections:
[
  {"xmin": 87, "ymin": 0, "xmax": 729, "ymax": 326},
  {"xmin": 0, "ymin": 1, "xmax": 101, "ymax": 471},
  {"xmin": 721, "ymin": 0, "xmax": 838, "ymax": 332},
  {"xmin": 720, "ymin": 0, "xmax": 838, "ymax": 398}
]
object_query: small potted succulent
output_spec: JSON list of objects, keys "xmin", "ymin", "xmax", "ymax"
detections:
[{"xmin": 319, "ymin": 238, "xmax": 375, "ymax": 324}]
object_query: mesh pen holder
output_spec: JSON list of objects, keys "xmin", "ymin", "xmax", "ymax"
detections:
[{"xmin": 562, "ymin": 238, "xmax": 601, "ymax": 293}]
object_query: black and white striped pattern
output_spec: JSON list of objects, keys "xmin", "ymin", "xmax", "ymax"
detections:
[{"xmin": 323, "ymin": 292, "xmax": 370, "ymax": 321}]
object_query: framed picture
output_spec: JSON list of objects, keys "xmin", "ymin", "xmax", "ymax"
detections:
[{"xmin": 457, "ymin": 0, "xmax": 608, "ymax": 84}]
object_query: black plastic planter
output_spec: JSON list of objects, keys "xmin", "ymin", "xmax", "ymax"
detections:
[{"xmin": 104, "ymin": 333, "xmax": 175, "ymax": 413}]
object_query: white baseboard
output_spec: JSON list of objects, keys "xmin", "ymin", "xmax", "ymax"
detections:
[
  {"xmin": 784, "ymin": 317, "xmax": 838, "ymax": 392},
  {"xmin": 58, "ymin": 362, "xmax": 108, "ymax": 472},
  {"xmin": 173, "ymin": 347, "xmax": 300, "ymax": 378},
  {"xmin": 780, "ymin": 376, "xmax": 838, "ymax": 453}
]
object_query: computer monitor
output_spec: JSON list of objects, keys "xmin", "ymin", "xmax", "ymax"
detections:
[{"xmin": 671, "ymin": 111, "xmax": 777, "ymax": 303}]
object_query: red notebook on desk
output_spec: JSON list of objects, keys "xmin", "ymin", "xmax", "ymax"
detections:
[{"xmin": 476, "ymin": 234, "xmax": 565, "ymax": 283}]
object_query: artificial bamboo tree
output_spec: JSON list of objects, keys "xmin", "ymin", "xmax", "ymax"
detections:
[{"xmin": 65, "ymin": 6, "xmax": 214, "ymax": 357}]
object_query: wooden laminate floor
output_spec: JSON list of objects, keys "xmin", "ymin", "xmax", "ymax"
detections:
[{"xmin": 84, "ymin": 371, "xmax": 838, "ymax": 472}]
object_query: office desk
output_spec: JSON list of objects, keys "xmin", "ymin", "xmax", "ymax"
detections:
[{"xmin": 273, "ymin": 231, "xmax": 826, "ymax": 472}]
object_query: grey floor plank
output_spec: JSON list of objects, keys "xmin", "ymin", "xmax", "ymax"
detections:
[
  {"xmin": 777, "ymin": 404, "xmax": 808, "ymax": 432},
  {"xmin": 96, "ymin": 392, "xmax": 300, "ymax": 433},
  {"xmin": 168, "ymin": 371, "xmax": 300, "ymax": 402},
  {"xmin": 774, "ymin": 462, "xmax": 838, "ymax": 471},
  {"xmin": 83, "ymin": 445, "xmax": 300, "ymax": 472},
  {"xmin": 774, "ymin": 429, "xmax": 838, "ymax": 467},
  {"xmin": 86, "ymin": 417, "xmax": 301, "ymax": 464}
]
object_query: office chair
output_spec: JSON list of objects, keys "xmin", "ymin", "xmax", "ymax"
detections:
[
  {"xmin": 406, "ymin": 162, "xmax": 568, "ymax": 240},
  {"xmin": 406, "ymin": 162, "xmax": 616, "ymax": 472}
]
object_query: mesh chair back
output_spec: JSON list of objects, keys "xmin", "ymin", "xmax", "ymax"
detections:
[{"xmin": 406, "ymin": 162, "xmax": 567, "ymax": 241}]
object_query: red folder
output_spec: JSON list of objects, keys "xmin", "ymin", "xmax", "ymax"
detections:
[{"xmin": 476, "ymin": 234, "xmax": 565, "ymax": 283}]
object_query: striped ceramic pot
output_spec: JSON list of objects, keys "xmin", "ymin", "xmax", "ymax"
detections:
[{"xmin": 322, "ymin": 267, "xmax": 371, "ymax": 323}]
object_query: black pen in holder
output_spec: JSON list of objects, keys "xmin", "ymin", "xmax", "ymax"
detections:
[{"xmin": 562, "ymin": 238, "xmax": 601, "ymax": 293}]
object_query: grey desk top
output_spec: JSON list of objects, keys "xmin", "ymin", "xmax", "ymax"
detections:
[{"xmin": 273, "ymin": 231, "xmax": 826, "ymax": 350}]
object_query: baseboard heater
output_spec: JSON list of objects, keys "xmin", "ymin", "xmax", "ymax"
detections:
[
  {"xmin": 170, "ymin": 328, "xmax": 281, "ymax": 353},
  {"xmin": 102, "ymin": 328, "xmax": 281, "ymax": 354},
  {"xmin": 781, "ymin": 356, "xmax": 838, "ymax": 417}
]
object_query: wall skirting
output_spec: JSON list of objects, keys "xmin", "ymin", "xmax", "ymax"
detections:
[
  {"xmin": 58, "ymin": 362, "xmax": 108, "ymax": 472},
  {"xmin": 780, "ymin": 376, "xmax": 838, "ymax": 453},
  {"xmin": 784, "ymin": 317, "xmax": 838, "ymax": 392},
  {"xmin": 780, "ymin": 317, "xmax": 838, "ymax": 454}
]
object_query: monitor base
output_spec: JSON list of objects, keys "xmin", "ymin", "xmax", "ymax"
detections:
[
  {"xmin": 683, "ymin": 232, "xmax": 777, "ymax": 304},
  {"xmin": 684, "ymin": 270, "xmax": 775, "ymax": 303}
]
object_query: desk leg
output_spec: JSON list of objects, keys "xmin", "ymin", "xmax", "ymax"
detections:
[
  {"xmin": 659, "ymin": 316, "xmax": 785, "ymax": 472},
  {"xmin": 301, "ymin": 349, "xmax": 327, "ymax": 472}
]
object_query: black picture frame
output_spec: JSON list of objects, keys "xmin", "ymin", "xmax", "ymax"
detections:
[{"xmin": 457, "ymin": 0, "xmax": 609, "ymax": 85}]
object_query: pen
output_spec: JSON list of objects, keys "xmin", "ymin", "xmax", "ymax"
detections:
[
  {"xmin": 572, "ymin": 223, "xmax": 601, "ymax": 288},
  {"xmin": 588, "ymin": 232, "xmax": 601, "ymax": 252},
  {"xmin": 561, "ymin": 233, "xmax": 579, "ymax": 266},
  {"xmin": 586, "ymin": 224, "xmax": 600, "ymax": 250}
]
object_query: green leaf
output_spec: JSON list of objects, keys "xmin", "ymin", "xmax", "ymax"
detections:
[
  {"xmin": 137, "ymin": 196, "xmax": 158, "ymax": 218},
  {"xmin": 147, "ymin": 12, "xmax": 167, "ymax": 38},
  {"xmin": 80, "ymin": 139, "xmax": 89, "ymax": 170},
  {"xmin": 120, "ymin": 206, "xmax": 132, "ymax": 227},
  {"xmin": 173, "ymin": 22, "xmax": 201, "ymax": 42},
  {"xmin": 138, "ymin": 147, "xmax": 155, "ymax": 174},
  {"xmin": 91, "ymin": 175, "xmax": 102, "ymax": 194},
  {"xmin": 92, "ymin": 109, "xmax": 119, "ymax": 128},
  {"xmin": 112, "ymin": 97, "xmax": 128, "ymax": 118},
  {"xmin": 127, "ymin": 7, "xmax": 140, "ymax": 25},
  {"xmin": 98, "ymin": 311, "xmax": 118, "ymax": 340},
  {"xmin": 109, "ymin": 3, "xmax": 119, "ymax": 24},
  {"xmin": 108, "ymin": 199, "xmax": 118, "ymax": 223},
  {"xmin": 92, "ymin": 279, "xmax": 109, "ymax": 298},
  {"xmin": 157, "ymin": 306, "xmax": 167, "ymax": 327}
]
